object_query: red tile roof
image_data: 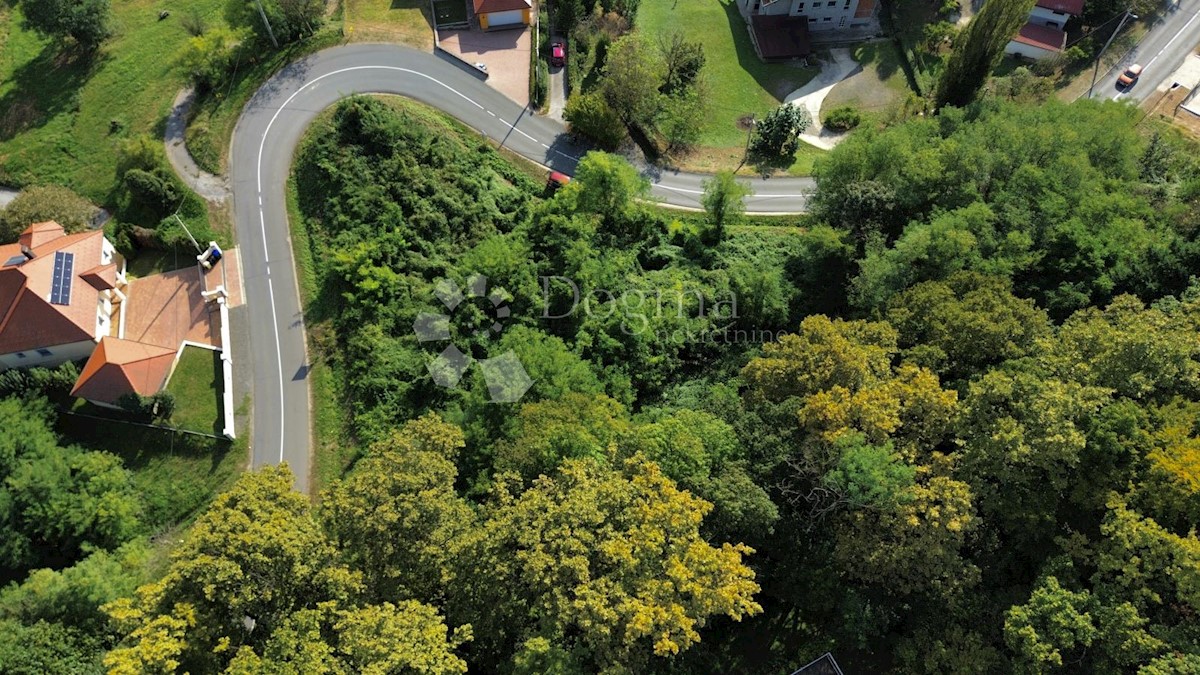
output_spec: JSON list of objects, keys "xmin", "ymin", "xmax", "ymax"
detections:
[
  {"xmin": 474, "ymin": 0, "xmax": 530, "ymax": 14},
  {"xmin": 71, "ymin": 337, "xmax": 176, "ymax": 405},
  {"xmin": 1036, "ymin": 0, "xmax": 1084, "ymax": 16},
  {"xmin": 19, "ymin": 221, "xmax": 65, "ymax": 249},
  {"xmin": 854, "ymin": 0, "xmax": 877, "ymax": 19},
  {"xmin": 81, "ymin": 263, "xmax": 119, "ymax": 291},
  {"xmin": 1014, "ymin": 22, "xmax": 1066, "ymax": 51},
  {"xmin": 0, "ymin": 225, "xmax": 110, "ymax": 355}
]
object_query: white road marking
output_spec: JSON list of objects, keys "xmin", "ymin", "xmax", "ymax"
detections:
[
  {"xmin": 1145, "ymin": 7, "xmax": 1200, "ymax": 70},
  {"xmin": 251, "ymin": 62, "xmax": 812, "ymax": 468},
  {"xmin": 252, "ymin": 64, "xmax": 560, "ymax": 466}
]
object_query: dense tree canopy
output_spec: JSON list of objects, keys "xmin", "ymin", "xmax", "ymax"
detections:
[{"xmin": 57, "ymin": 92, "xmax": 1200, "ymax": 673}]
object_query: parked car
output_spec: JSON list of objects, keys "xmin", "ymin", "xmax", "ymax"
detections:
[
  {"xmin": 1117, "ymin": 64, "xmax": 1143, "ymax": 88},
  {"xmin": 550, "ymin": 42, "xmax": 566, "ymax": 67},
  {"xmin": 547, "ymin": 170, "xmax": 571, "ymax": 189}
]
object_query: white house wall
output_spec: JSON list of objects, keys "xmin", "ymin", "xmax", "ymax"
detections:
[
  {"xmin": 740, "ymin": 0, "xmax": 863, "ymax": 26},
  {"xmin": 0, "ymin": 339, "xmax": 96, "ymax": 371},
  {"xmin": 1006, "ymin": 39, "xmax": 1058, "ymax": 60},
  {"xmin": 1029, "ymin": 5, "xmax": 1071, "ymax": 28},
  {"xmin": 484, "ymin": 9, "xmax": 525, "ymax": 25}
]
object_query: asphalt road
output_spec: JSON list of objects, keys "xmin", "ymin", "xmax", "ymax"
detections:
[
  {"xmin": 1093, "ymin": 0, "xmax": 1200, "ymax": 102},
  {"xmin": 229, "ymin": 43, "xmax": 816, "ymax": 491}
]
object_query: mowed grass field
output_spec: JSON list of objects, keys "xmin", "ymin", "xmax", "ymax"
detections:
[
  {"xmin": 0, "ymin": 0, "xmax": 228, "ymax": 201},
  {"xmin": 637, "ymin": 0, "xmax": 818, "ymax": 148},
  {"xmin": 824, "ymin": 42, "xmax": 910, "ymax": 120},
  {"xmin": 166, "ymin": 345, "xmax": 223, "ymax": 435},
  {"xmin": 343, "ymin": 0, "xmax": 434, "ymax": 48}
]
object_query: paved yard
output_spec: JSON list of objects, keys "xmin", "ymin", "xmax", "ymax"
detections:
[
  {"xmin": 439, "ymin": 28, "xmax": 532, "ymax": 105},
  {"xmin": 203, "ymin": 247, "xmax": 245, "ymax": 309},
  {"xmin": 125, "ymin": 266, "xmax": 218, "ymax": 351},
  {"xmin": 786, "ymin": 49, "xmax": 859, "ymax": 150}
]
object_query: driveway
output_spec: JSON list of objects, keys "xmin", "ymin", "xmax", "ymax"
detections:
[
  {"xmin": 785, "ymin": 48, "xmax": 859, "ymax": 150},
  {"xmin": 548, "ymin": 35, "xmax": 567, "ymax": 120},
  {"xmin": 438, "ymin": 28, "xmax": 532, "ymax": 105}
]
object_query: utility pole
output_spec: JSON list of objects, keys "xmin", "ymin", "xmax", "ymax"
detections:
[
  {"xmin": 254, "ymin": 0, "xmax": 280, "ymax": 48},
  {"xmin": 1088, "ymin": 9, "xmax": 1138, "ymax": 99}
]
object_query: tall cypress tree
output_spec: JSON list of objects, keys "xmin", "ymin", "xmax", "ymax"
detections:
[{"xmin": 935, "ymin": 0, "xmax": 1038, "ymax": 110}]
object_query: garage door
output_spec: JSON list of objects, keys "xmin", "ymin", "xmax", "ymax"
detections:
[{"xmin": 486, "ymin": 9, "xmax": 524, "ymax": 25}]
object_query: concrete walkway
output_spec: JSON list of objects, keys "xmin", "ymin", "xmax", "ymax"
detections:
[
  {"xmin": 785, "ymin": 48, "xmax": 859, "ymax": 151},
  {"xmin": 0, "ymin": 187, "xmax": 18, "ymax": 209},
  {"xmin": 165, "ymin": 88, "xmax": 231, "ymax": 203}
]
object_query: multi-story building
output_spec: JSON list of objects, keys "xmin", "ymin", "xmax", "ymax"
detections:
[{"xmin": 740, "ymin": 0, "xmax": 878, "ymax": 60}]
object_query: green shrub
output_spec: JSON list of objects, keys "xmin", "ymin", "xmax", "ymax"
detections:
[
  {"xmin": 117, "ymin": 392, "xmax": 174, "ymax": 421},
  {"xmin": 531, "ymin": 58, "xmax": 549, "ymax": 110},
  {"xmin": 824, "ymin": 106, "xmax": 863, "ymax": 132},
  {"xmin": 0, "ymin": 362, "xmax": 80, "ymax": 401},
  {"xmin": 179, "ymin": 26, "xmax": 245, "ymax": 91},
  {"xmin": 0, "ymin": 185, "xmax": 98, "ymax": 243},
  {"xmin": 565, "ymin": 92, "xmax": 626, "ymax": 150},
  {"xmin": 123, "ymin": 169, "xmax": 181, "ymax": 215}
]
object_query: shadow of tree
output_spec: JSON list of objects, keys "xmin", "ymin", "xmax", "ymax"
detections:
[
  {"xmin": 747, "ymin": 149, "xmax": 796, "ymax": 175},
  {"xmin": 0, "ymin": 43, "xmax": 108, "ymax": 141},
  {"xmin": 721, "ymin": 0, "xmax": 804, "ymax": 101}
]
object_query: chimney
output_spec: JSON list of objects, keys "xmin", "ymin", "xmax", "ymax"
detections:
[{"xmin": 20, "ymin": 245, "xmax": 34, "ymax": 261}]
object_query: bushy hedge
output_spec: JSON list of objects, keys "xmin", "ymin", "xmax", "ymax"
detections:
[
  {"xmin": 823, "ymin": 106, "xmax": 863, "ymax": 132},
  {"xmin": 0, "ymin": 361, "xmax": 81, "ymax": 401}
]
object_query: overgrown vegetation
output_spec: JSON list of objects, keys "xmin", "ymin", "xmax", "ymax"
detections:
[{"xmin": 245, "ymin": 94, "xmax": 1200, "ymax": 671}]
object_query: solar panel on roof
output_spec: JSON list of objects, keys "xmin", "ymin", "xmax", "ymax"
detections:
[{"xmin": 50, "ymin": 251, "xmax": 74, "ymax": 305}]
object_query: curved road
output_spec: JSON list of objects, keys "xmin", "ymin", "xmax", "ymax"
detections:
[{"xmin": 230, "ymin": 44, "xmax": 816, "ymax": 491}]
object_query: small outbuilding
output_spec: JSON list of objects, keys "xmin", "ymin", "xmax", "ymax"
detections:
[
  {"xmin": 1006, "ymin": 22, "xmax": 1067, "ymax": 61},
  {"xmin": 474, "ymin": 0, "xmax": 532, "ymax": 30}
]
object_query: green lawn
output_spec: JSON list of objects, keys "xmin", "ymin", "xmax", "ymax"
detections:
[
  {"xmin": 637, "ymin": 0, "xmax": 818, "ymax": 148},
  {"xmin": 0, "ymin": 0, "xmax": 228, "ymax": 200},
  {"xmin": 165, "ymin": 346, "xmax": 223, "ymax": 435},
  {"xmin": 344, "ymin": 0, "xmax": 432, "ymax": 47},
  {"xmin": 824, "ymin": 42, "xmax": 911, "ymax": 121},
  {"xmin": 57, "ymin": 412, "xmax": 244, "ymax": 531}
]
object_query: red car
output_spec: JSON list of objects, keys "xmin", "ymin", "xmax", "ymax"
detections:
[
  {"xmin": 1117, "ymin": 64, "xmax": 1143, "ymax": 89},
  {"xmin": 547, "ymin": 170, "xmax": 571, "ymax": 188},
  {"xmin": 550, "ymin": 42, "xmax": 565, "ymax": 67}
]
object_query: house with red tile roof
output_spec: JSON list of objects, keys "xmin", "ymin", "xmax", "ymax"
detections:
[
  {"xmin": 1006, "ymin": 0, "xmax": 1084, "ymax": 61},
  {"xmin": 0, "ymin": 221, "xmax": 126, "ymax": 372},
  {"xmin": 0, "ymin": 221, "xmax": 228, "ymax": 408},
  {"xmin": 70, "ymin": 337, "xmax": 177, "ymax": 406}
]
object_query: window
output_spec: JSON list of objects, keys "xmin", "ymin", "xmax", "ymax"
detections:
[
  {"xmin": 828, "ymin": 2, "xmax": 836, "ymax": 6},
  {"xmin": 839, "ymin": 15, "xmax": 846, "ymax": 26},
  {"xmin": 809, "ymin": 16, "xmax": 816, "ymax": 21},
  {"xmin": 823, "ymin": 15, "xmax": 832, "ymax": 20},
  {"xmin": 844, "ymin": 0, "xmax": 851, "ymax": 7},
  {"xmin": 797, "ymin": 2, "xmax": 803, "ymax": 8},
  {"xmin": 36, "ymin": 349, "xmax": 51, "ymax": 357}
]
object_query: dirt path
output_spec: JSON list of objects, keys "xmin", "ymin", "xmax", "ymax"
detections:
[{"xmin": 165, "ymin": 88, "xmax": 231, "ymax": 204}]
